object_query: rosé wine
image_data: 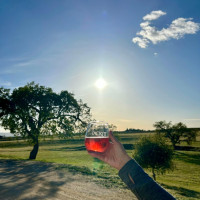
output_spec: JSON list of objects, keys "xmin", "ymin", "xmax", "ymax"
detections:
[{"xmin": 85, "ymin": 137, "xmax": 109, "ymax": 153}]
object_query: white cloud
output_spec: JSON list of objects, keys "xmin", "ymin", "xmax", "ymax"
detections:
[
  {"xmin": 133, "ymin": 10, "xmax": 200, "ymax": 48},
  {"xmin": 154, "ymin": 52, "xmax": 158, "ymax": 56},
  {"xmin": 132, "ymin": 37, "xmax": 149, "ymax": 48},
  {"xmin": 143, "ymin": 10, "xmax": 166, "ymax": 21}
]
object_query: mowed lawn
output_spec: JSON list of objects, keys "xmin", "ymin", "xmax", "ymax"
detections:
[{"xmin": 0, "ymin": 133, "xmax": 200, "ymax": 200}]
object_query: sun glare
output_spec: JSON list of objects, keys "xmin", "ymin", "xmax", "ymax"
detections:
[{"xmin": 95, "ymin": 78, "xmax": 107, "ymax": 89}]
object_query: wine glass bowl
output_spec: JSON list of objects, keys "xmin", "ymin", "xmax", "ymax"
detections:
[{"xmin": 85, "ymin": 121, "xmax": 109, "ymax": 153}]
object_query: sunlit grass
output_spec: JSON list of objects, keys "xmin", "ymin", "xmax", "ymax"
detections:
[{"xmin": 0, "ymin": 133, "xmax": 200, "ymax": 200}]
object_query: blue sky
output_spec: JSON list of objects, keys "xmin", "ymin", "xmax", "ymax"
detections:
[{"xmin": 0, "ymin": 0, "xmax": 200, "ymax": 132}]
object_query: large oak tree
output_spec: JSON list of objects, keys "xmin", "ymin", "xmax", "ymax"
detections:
[{"xmin": 0, "ymin": 82, "xmax": 91, "ymax": 159}]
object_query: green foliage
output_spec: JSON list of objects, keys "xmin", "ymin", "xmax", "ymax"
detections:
[
  {"xmin": 0, "ymin": 82, "xmax": 91, "ymax": 159},
  {"xmin": 133, "ymin": 135, "xmax": 174, "ymax": 180},
  {"xmin": 154, "ymin": 121, "xmax": 197, "ymax": 148},
  {"xmin": 108, "ymin": 124, "xmax": 117, "ymax": 131}
]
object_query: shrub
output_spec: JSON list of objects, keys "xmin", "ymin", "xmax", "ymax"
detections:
[{"xmin": 133, "ymin": 135, "xmax": 174, "ymax": 180}]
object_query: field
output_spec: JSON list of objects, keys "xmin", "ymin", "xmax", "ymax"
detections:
[{"xmin": 0, "ymin": 132, "xmax": 200, "ymax": 200}]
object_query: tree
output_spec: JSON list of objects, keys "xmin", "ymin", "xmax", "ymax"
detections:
[
  {"xmin": 153, "ymin": 121, "xmax": 197, "ymax": 149},
  {"xmin": 0, "ymin": 82, "xmax": 91, "ymax": 159},
  {"xmin": 109, "ymin": 124, "xmax": 117, "ymax": 131},
  {"xmin": 133, "ymin": 136, "xmax": 174, "ymax": 180}
]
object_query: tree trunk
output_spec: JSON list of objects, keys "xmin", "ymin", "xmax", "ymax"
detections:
[
  {"xmin": 172, "ymin": 141, "xmax": 176, "ymax": 149},
  {"xmin": 152, "ymin": 168, "xmax": 156, "ymax": 181},
  {"xmin": 29, "ymin": 140, "xmax": 39, "ymax": 159}
]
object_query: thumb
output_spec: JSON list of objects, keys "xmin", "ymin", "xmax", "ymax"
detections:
[{"xmin": 109, "ymin": 131, "xmax": 119, "ymax": 144}]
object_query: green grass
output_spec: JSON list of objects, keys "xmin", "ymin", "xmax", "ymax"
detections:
[
  {"xmin": 0, "ymin": 133, "xmax": 200, "ymax": 200},
  {"xmin": 151, "ymin": 150, "xmax": 200, "ymax": 200}
]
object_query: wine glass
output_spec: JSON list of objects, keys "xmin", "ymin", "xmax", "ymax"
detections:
[{"xmin": 85, "ymin": 121, "xmax": 109, "ymax": 153}]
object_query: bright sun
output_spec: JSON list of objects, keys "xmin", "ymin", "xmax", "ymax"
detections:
[{"xmin": 95, "ymin": 78, "xmax": 107, "ymax": 89}]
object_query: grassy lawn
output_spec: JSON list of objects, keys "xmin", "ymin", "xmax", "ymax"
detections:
[{"xmin": 0, "ymin": 133, "xmax": 200, "ymax": 200}]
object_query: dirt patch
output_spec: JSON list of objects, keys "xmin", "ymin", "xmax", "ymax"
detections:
[{"xmin": 0, "ymin": 159, "xmax": 136, "ymax": 200}]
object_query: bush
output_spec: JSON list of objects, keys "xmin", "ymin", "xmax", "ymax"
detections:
[{"xmin": 133, "ymin": 135, "xmax": 174, "ymax": 180}]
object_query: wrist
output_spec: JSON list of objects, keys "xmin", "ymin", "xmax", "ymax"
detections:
[{"xmin": 117, "ymin": 155, "xmax": 132, "ymax": 171}]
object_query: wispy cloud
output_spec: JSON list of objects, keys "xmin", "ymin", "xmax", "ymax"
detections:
[
  {"xmin": 183, "ymin": 119, "xmax": 200, "ymax": 121},
  {"xmin": 0, "ymin": 81, "xmax": 12, "ymax": 87},
  {"xmin": 13, "ymin": 61, "xmax": 34, "ymax": 67},
  {"xmin": 132, "ymin": 10, "xmax": 200, "ymax": 48},
  {"xmin": 0, "ymin": 58, "xmax": 36, "ymax": 75}
]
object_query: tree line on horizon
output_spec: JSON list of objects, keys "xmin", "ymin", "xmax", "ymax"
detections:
[{"xmin": 122, "ymin": 128, "xmax": 154, "ymax": 133}]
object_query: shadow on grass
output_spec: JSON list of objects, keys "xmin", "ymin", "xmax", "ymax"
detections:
[
  {"xmin": 56, "ymin": 163, "xmax": 95, "ymax": 176},
  {"xmin": 120, "ymin": 137, "xmax": 139, "ymax": 142},
  {"xmin": 175, "ymin": 152, "xmax": 200, "ymax": 165},
  {"xmin": 49, "ymin": 144, "xmax": 135, "ymax": 151},
  {"xmin": 123, "ymin": 144, "xmax": 135, "ymax": 150},
  {"xmin": 161, "ymin": 183, "xmax": 200, "ymax": 198},
  {"xmin": 49, "ymin": 145, "xmax": 86, "ymax": 151},
  {"xmin": 40, "ymin": 138, "xmax": 84, "ymax": 145},
  {"xmin": 0, "ymin": 141, "xmax": 30, "ymax": 148},
  {"xmin": 175, "ymin": 146, "xmax": 200, "ymax": 152},
  {"xmin": 0, "ymin": 138, "xmax": 85, "ymax": 148}
]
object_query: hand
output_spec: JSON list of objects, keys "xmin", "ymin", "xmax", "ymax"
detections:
[{"xmin": 88, "ymin": 131, "xmax": 132, "ymax": 170}]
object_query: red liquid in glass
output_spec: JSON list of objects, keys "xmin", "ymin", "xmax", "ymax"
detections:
[{"xmin": 85, "ymin": 137, "xmax": 109, "ymax": 153}]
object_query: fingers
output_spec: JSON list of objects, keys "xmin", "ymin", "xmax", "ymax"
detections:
[{"xmin": 109, "ymin": 131, "xmax": 119, "ymax": 144}]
